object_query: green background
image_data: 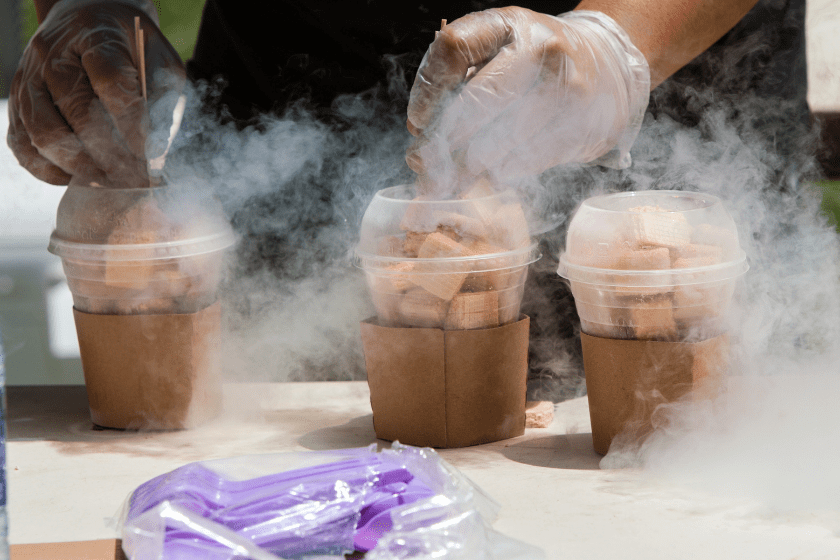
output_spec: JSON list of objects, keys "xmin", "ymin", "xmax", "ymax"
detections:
[{"xmin": 19, "ymin": 0, "xmax": 206, "ymax": 62}]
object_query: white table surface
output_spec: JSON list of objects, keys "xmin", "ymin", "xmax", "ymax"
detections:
[{"xmin": 9, "ymin": 381, "xmax": 840, "ymax": 560}]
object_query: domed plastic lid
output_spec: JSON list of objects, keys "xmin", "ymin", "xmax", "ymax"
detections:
[
  {"xmin": 354, "ymin": 184, "xmax": 540, "ymax": 270},
  {"xmin": 48, "ymin": 184, "xmax": 236, "ymax": 262},
  {"xmin": 558, "ymin": 190, "xmax": 747, "ymax": 287}
]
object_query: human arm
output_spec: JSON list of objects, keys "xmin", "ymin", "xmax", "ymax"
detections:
[
  {"xmin": 575, "ymin": 0, "xmax": 759, "ymax": 88},
  {"xmin": 406, "ymin": 0, "xmax": 759, "ymax": 190}
]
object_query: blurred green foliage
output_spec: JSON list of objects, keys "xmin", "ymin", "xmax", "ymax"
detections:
[
  {"xmin": 816, "ymin": 181, "xmax": 840, "ymax": 233},
  {"xmin": 19, "ymin": 0, "xmax": 205, "ymax": 62}
]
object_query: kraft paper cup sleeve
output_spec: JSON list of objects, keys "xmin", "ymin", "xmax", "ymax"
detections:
[
  {"xmin": 581, "ymin": 333, "xmax": 729, "ymax": 455},
  {"xmin": 74, "ymin": 302, "xmax": 223, "ymax": 429},
  {"xmin": 360, "ymin": 316, "xmax": 529, "ymax": 448}
]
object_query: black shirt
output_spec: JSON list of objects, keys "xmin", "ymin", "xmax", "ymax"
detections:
[{"xmin": 187, "ymin": 0, "xmax": 580, "ymax": 122}]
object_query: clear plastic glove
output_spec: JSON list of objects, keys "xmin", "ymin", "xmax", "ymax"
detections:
[
  {"xmin": 7, "ymin": 0, "xmax": 185, "ymax": 188},
  {"xmin": 406, "ymin": 9, "xmax": 650, "ymax": 192}
]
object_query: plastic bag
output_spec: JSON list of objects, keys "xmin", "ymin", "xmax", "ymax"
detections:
[{"xmin": 120, "ymin": 443, "xmax": 544, "ymax": 559}]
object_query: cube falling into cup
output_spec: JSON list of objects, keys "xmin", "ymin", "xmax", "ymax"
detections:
[
  {"xmin": 48, "ymin": 182, "xmax": 236, "ymax": 430},
  {"xmin": 557, "ymin": 190, "xmax": 748, "ymax": 455},
  {"xmin": 355, "ymin": 183, "xmax": 541, "ymax": 448}
]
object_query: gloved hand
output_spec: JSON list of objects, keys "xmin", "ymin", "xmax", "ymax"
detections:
[
  {"xmin": 7, "ymin": 0, "xmax": 185, "ymax": 188},
  {"xmin": 406, "ymin": 8, "xmax": 650, "ymax": 193}
]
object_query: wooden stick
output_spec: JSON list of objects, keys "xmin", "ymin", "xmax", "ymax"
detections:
[
  {"xmin": 441, "ymin": 18, "xmax": 447, "ymax": 29},
  {"xmin": 134, "ymin": 17, "xmax": 147, "ymax": 101}
]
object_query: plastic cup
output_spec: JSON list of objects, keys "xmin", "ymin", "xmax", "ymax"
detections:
[
  {"xmin": 557, "ymin": 191, "xmax": 748, "ymax": 454},
  {"xmin": 558, "ymin": 190, "xmax": 747, "ymax": 341},
  {"xmin": 48, "ymin": 182, "xmax": 236, "ymax": 429},
  {"xmin": 354, "ymin": 185, "xmax": 541, "ymax": 330},
  {"xmin": 49, "ymin": 184, "xmax": 235, "ymax": 315},
  {"xmin": 353, "ymin": 185, "xmax": 540, "ymax": 448}
]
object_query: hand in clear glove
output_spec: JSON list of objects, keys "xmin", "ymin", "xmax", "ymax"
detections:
[
  {"xmin": 7, "ymin": 0, "xmax": 185, "ymax": 188},
  {"xmin": 406, "ymin": 8, "xmax": 650, "ymax": 191}
]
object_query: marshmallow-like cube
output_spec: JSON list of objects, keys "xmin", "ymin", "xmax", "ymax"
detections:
[
  {"xmin": 525, "ymin": 401, "xmax": 554, "ymax": 428},
  {"xmin": 410, "ymin": 233, "xmax": 472, "ymax": 300},
  {"xmin": 461, "ymin": 240, "xmax": 508, "ymax": 292},
  {"xmin": 489, "ymin": 203, "xmax": 530, "ymax": 249},
  {"xmin": 615, "ymin": 247, "xmax": 672, "ymax": 296},
  {"xmin": 459, "ymin": 177, "xmax": 500, "ymax": 226},
  {"xmin": 432, "ymin": 211, "xmax": 488, "ymax": 240},
  {"xmin": 403, "ymin": 231, "xmax": 427, "ymax": 257},
  {"xmin": 672, "ymin": 244, "xmax": 722, "ymax": 266},
  {"xmin": 398, "ymin": 288, "xmax": 449, "ymax": 328},
  {"xmin": 630, "ymin": 297, "xmax": 677, "ymax": 340},
  {"xmin": 444, "ymin": 291, "xmax": 499, "ymax": 330},
  {"xmin": 631, "ymin": 207, "xmax": 692, "ymax": 248},
  {"xmin": 399, "ymin": 196, "xmax": 436, "ymax": 232}
]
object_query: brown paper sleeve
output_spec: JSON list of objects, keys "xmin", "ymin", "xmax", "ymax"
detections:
[
  {"xmin": 361, "ymin": 316, "xmax": 529, "ymax": 448},
  {"xmin": 581, "ymin": 332, "xmax": 728, "ymax": 455},
  {"xmin": 361, "ymin": 318, "xmax": 447, "ymax": 447},
  {"xmin": 73, "ymin": 302, "xmax": 222, "ymax": 430}
]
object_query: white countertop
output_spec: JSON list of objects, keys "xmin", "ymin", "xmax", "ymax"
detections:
[{"xmin": 9, "ymin": 381, "xmax": 840, "ymax": 559}]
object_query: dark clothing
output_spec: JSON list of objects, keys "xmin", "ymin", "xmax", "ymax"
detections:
[{"xmin": 187, "ymin": 0, "xmax": 580, "ymax": 122}]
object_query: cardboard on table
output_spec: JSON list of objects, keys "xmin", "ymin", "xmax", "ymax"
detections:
[
  {"xmin": 11, "ymin": 539, "xmax": 126, "ymax": 560},
  {"xmin": 73, "ymin": 302, "xmax": 222, "ymax": 430},
  {"xmin": 581, "ymin": 332, "xmax": 728, "ymax": 455},
  {"xmin": 360, "ymin": 316, "xmax": 529, "ymax": 448}
]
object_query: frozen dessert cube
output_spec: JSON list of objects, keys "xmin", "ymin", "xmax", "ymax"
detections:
[
  {"xmin": 525, "ymin": 401, "xmax": 554, "ymax": 428},
  {"xmin": 411, "ymin": 234, "xmax": 472, "ymax": 300},
  {"xmin": 632, "ymin": 210, "xmax": 692, "ymax": 248},
  {"xmin": 459, "ymin": 176, "xmax": 496, "ymax": 200},
  {"xmin": 618, "ymin": 247, "xmax": 671, "ymax": 270},
  {"xmin": 403, "ymin": 231, "xmax": 428, "ymax": 257},
  {"xmin": 410, "ymin": 270, "xmax": 468, "ymax": 301},
  {"xmin": 370, "ymin": 262, "xmax": 415, "ymax": 294},
  {"xmin": 461, "ymin": 240, "xmax": 508, "ymax": 292},
  {"xmin": 630, "ymin": 297, "xmax": 677, "ymax": 340},
  {"xmin": 615, "ymin": 247, "xmax": 672, "ymax": 296},
  {"xmin": 398, "ymin": 289, "xmax": 449, "ymax": 328},
  {"xmin": 417, "ymin": 232, "xmax": 473, "ymax": 259},
  {"xmin": 489, "ymin": 203, "xmax": 530, "ymax": 249},
  {"xmin": 432, "ymin": 211, "xmax": 488, "ymax": 240},
  {"xmin": 399, "ymin": 196, "xmax": 436, "ymax": 232},
  {"xmin": 458, "ymin": 177, "xmax": 500, "ymax": 225},
  {"xmin": 444, "ymin": 291, "xmax": 499, "ymax": 330},
  {"xmin": 404, "ymin": 226, "xmax": 459, "ymax": 258},
  {"xmin": 672, "ymin": 244, "xmax": 723, "ymax": 266}
]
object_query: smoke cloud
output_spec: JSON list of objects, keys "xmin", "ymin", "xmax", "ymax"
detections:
[{"xmin": 147, "ymin": 0, "xmax": 840, "ymax": 518}]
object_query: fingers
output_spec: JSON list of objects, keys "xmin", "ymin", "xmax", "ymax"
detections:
[
  {"xmin": 407, "ymin": 9, "xmax": 516, "ymax": 131},
  {"xmin": 7, "ymin": 105, "xmax": 72, "ymax": 185},
  {"xmin": 42, "ymin": 56, "xmax": 147, "ymax": 188},
  {"xmin": 14, "ymin": 62, "xmax": 108, "ymax": 185},
  {"xmin": 81, "ymin": 26, "xmax": 147, "ymax": 161}
]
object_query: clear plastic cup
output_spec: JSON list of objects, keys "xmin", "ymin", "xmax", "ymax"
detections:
[
  {"xmin": 48, "ymin": 184, "xmax": 236, "ymax": 315},
  {"xmin": 558, "ymin": 190, "xmax": 748, "ymax": 341},
  {"xmin": 354, "ymin": 185, "xmax": 541, "ymax": 330},
  {"xmin": 47, "ymin": 182, "xmax": 236, "ymax": 429}
]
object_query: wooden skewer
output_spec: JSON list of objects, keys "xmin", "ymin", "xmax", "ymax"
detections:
[
  {"xmin": 441, "ymin": 18, "xmax": 447, "ymax": 29},
  {"xmin": 134, "ymin": 17, "xmax": 147, "ymax": 101}
]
